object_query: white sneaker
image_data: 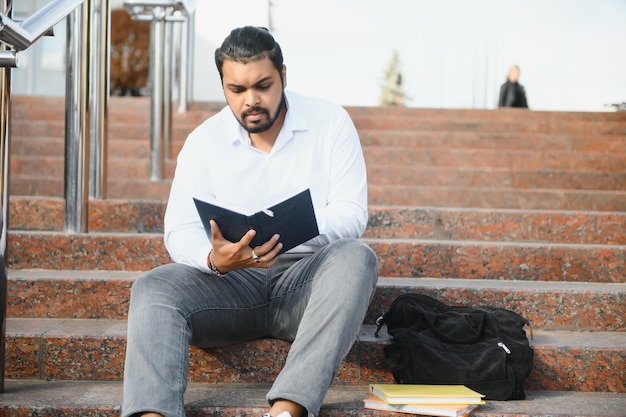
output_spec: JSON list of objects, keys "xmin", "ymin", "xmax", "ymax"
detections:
[{"xmin": 261, "ymin": 412, "xmax": 293, "ymax": 417}]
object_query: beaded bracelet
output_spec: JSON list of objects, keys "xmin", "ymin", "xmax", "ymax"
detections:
[{"xmin": 208, "ymin": 249, "xmax": 225, "ymax": 277}]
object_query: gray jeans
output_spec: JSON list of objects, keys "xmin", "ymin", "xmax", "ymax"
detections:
[{"xmin": 122, "ymin": 238, "xmax": 378, "ymax": 417}]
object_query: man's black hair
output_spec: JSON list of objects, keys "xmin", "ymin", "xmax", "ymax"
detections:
[{"xmin": 215, "ymin": 26, "xmax": 284, "ymax": 81}]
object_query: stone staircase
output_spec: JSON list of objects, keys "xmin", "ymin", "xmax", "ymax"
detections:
[{"xmin": 1, "ymin": 95, "xmax": 625, "ymax": 416}]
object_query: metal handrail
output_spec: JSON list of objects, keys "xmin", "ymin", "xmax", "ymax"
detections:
[
  {"xmin": 0, "ymin": 0, "xmax": 109, "ymax": 393},
  {"xmin": 0, "ymin": 0, "xmax": 84, "ymax": 50},
  {"xmin": 0, "ymin": 1, "xmax": 10, "ymax": 393},
  {"xmin": 124, "ymin": 0, "xmax": 193, "ymax": 179},
  {"xmin": 0, "ymin": 0, "xmax": 193, "ymax": 394},
  {"xmin": 124, "ymin": 0, "xmax": 195, "ymax": 21}
]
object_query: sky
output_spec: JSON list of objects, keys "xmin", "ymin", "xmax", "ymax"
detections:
[{"xmin": 263, "ymin": 0, "xmax": 626, "ymax": 111}]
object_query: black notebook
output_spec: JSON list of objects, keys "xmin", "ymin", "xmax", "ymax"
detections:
[{"xmin": 193, "ymin": 189, "xmax": 320, "ymax": 254}]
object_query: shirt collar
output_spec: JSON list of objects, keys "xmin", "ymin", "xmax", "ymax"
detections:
[{"xmin": 226, "ymin": 91, "xmax": 309, "ymax": 148}]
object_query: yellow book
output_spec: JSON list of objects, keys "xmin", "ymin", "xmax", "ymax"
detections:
[
  {"xmin": 363, "ymin": 395, "xmax": 480, "ymax": 417},
  {"xmin": 369, "ymin": 384, "xmax": 485, "ymax": 405}
]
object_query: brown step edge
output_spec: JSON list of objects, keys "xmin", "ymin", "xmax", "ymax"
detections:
[
  {"xmin": 5, "ymin": 319, "xmax": 626, "ymax": 393},
  {"xmin": 367, "ymin": 240, "xmax": 625, "ymax": 283},
  {"xmin": 1, "ymin": 380, "xmax": 624, "ymax": 417},
  {"xmin": 9, "ymin": 180, "xmax": 626, "ymax": 210},
  {"xmin": 9, "ymin": 197, "xmax": 626, "ymax": 244},
  {"xmin": 11, "ymin": 120, "xmax": 65, "ymax": 139},
  {"xmin": 14, "ymin": 94, "xmax": 625, "ymax": 125},
  {"xmin": 10, "ymin": 176, "xmax": 174, "ymax": 200},
  {"xmin": 368, "ymin": 184, "xmax": 626, "ymax": 211},
  {"xmin": 12, "ymin": 125, "xmax": 624, "ymax": 154},
  {"xmin": 357, "ymin": 130, "xmax": 626, "ymax": 153},
  {"xmin": 10, "ymin": 155, "xmax": 178, "ymax": 179},
  {"xmin": 14, "ymin": 145, "xmax": 625, "ymax": 174},
  {"xmin": 7, "ymin": 271, "xmax": 625, "ymax": 332},
  {"xmin": 6, "ymin": 233, "xmax": 625, "ymax": 283},
  {"xmin": 10, "ymin": 96, "xmax": 218, "ymax": 125},
  {"xmin": 10, "ymin": 130, "xmax": 626, "ymax": 161},
  {"xmin": 367, "ymin": 165, "xmax": 625, "ymax": 190},
  {"xmin": 365, "ymin": 278, "xmax": 626, "ymax": 332},
  {"xmin": 350, "ymin": 115, "xmax": 626, "ymax": 135},
  {"xmin": 362, "ymin": 147, "xmax": 626, "ymax": 172},
  {"xmin": 12, "ymin": 156, "xmax": 625, "ymax": 191},
  {"xmin": 344, "ymin": 105, "xmax": 626, "ymax": 122},
  {"xmin": 365, "ymin": 206, "xmax": 626, "ymax": 244}
]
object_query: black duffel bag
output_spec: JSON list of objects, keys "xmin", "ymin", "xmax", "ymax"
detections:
[{"xmin": 375, "ymin": 293, "xmax": 534, "ymax": 400}]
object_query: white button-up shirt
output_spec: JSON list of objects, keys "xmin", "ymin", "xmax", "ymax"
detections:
[{"xmin": 164, "ymin": 91, "xmax": 368, "ymax": 273}]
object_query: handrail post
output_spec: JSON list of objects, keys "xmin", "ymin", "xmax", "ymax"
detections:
[
  {"xmin": 65, "ymin": 0, "xmax": 91, "ymax": 232},
  {"xmin": 149, "ymin": 6, "xmax": 166, "ymax": 180},
  {"xmin": 177, "ymin": 10, "xmax": 192, "ymax": 113},
  {"xmin": 162, "ymin": 16, "xmax": 172, "ymax": 160},
  {"xmin": 124, "ymin": 1, "xmax": 193, "ymax": 180},
  {"xmin": 89, "ymin": 0, "xmax": 109, "ymax": 199},
  {"xmin": 0, "ymin": 0, "xmax": 11, "ymax": 393}
]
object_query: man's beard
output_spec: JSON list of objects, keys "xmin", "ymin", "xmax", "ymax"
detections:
[{"xmin": 237, "ymin": 93, "xmax": 286, "ymax": 134}]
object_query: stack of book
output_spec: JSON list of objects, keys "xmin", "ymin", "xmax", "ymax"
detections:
[{"xmin": 364, "ymin": 384, "xmax": 485, "ymax": 417}]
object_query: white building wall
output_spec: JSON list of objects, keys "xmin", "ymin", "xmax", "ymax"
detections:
[{"xmin": 9, "ymin": 0, "xmax": 626, "ymax": 111}]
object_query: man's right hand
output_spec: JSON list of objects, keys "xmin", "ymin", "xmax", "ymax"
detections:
[{"xmin": 208, "ymin": 219, "xmax": 283, "ymax": 274}]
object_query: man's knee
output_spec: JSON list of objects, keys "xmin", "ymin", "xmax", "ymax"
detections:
[
  {"xmin": 131, "ymin": 264, "xmax": 170, "ymax": 297},
  {"xmin": 322, "ymin": 239, "xmax": 379, "ymax": 293},
  {"xmin": 129, "ymin": 263, "xmax": 191, "ymax": 307},
  {"xmin": 329, "ymin": 239, "xmax": 378, "ymax": 273}
]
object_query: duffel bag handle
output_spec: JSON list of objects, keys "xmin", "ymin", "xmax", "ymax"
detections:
[
  {"xmin": 377, "ymin": 294, "xmax": 486, "ymax": 344},
  {"xmin": 420, "ymin": 310, "xmax": 486, "ymax": 344}
]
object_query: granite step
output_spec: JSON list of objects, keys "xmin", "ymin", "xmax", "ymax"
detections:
[
  {"xmin": 13, "ymin": 94, "xmax": 626, "ymax": 125},
  {"xmin": 365, "ymin": 206, "xmax": 626, "ymax": 244},
  {"xmin": 10, "ymin": 151, "xmax": 624, "ymax": 191},
  {"xmin": 351, "ymin": 118, "xmax": 626, "ymax": 136},
  {"xmin": 5, "ymin": 319, "xmax": 625, "ymax": 393},
  {"xmin": 357, "ymin": 129, "xmax": 626, "ymax": 153},
  {"xmin": 367, "ymin": 165, "xmax": 625, "ymax": 190},
  {"xmin": 7, "ymin": 271, "xmax": 625, "ymax": 332},
  {"xmin": 2, "ymin": 380, "xmax": 625, "ymax": 417},
  {"xmin": 18, "ymin": 169, "xmax": 626, "ymax": 203},
  {"xmin": 12, "ymin": 126, "xmax": 625, "ymax": 155},
  {"xmin": 11, "ymin": 105, "xmax": 626, "ymax": 149},
  {"xmin": 6, "ymin": 232, "xmax": 625, "ymax": 282},
  {"xmin": 10, "ymin": 197, "xmax": 626, "ymax": 245},
  {"xmin": 10, "ymin": 119, "xmax": 203, "ymax": 145},
  {"xmin": 367, "ymin": 184, "xmax": 626, "ymax": 211},
  {"xmin": 11, "ymin": 135, "xmax": 162, "ymax": 159},
  {"xmin": 9, "ymin": 176, "xmax": 174, "ymax": 200},
  {"xmin": 10, "ymin": 178, "xmax": 625, "ymax": 209},
  {"xmin": 13, "ymin": 145, "xmax": 624, "ymax": 177},
  {"xmin": 362, "ymin": 147, "xmax": 626, "ymax": 172},
  {"xmin": 348, "ymin": 113, "xmax": 626, "ymax": 135},
  {"xmin": 10, "ymin": 96, "xmax": 216, "ymax": 126},
  {"xmin": 10, "ymin": 120, "xmax": 63, "ymax": 140},
  {"xmin": 10, "ymin": 155, "xmax": 178, "ymax": 179},
  {"xmin": 345, "ymin": 104, "xmax": 626, "ymax": 123}
]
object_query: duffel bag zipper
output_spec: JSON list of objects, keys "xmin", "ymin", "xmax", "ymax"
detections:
[{"xmin": 498, "ymin": 342, "xmax": 511, "ymax": 354}]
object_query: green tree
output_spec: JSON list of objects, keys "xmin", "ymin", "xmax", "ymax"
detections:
[{"xmin": 380, "ymin": 50, "xmax": 405, "ymax": 107}]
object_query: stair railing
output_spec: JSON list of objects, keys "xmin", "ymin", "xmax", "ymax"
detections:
[
  {"xmin": 0, "ymin": 0, "xmax": 111, "ymax": 392},
  {"xmin": 124, "ymin": 0, "xmax": 195, "ymax": 180},
  {"xmin": 0, "ymin": 0, "xmax": 13, "ymax": 394}
]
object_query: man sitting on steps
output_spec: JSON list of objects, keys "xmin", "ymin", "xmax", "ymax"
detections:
[{"xmin": 121, "ymin": 26, "xmax": 379, "ymax": 417}]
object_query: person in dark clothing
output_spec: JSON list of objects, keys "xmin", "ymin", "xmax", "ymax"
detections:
[{"xmin": 498, "ymin": 65, "xmax": 528, "ymax": 108}]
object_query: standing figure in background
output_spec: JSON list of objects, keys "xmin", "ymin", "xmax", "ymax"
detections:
[{"xmin": 498, "ymin": 65, "xmax": 528, "ymax": 108}]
